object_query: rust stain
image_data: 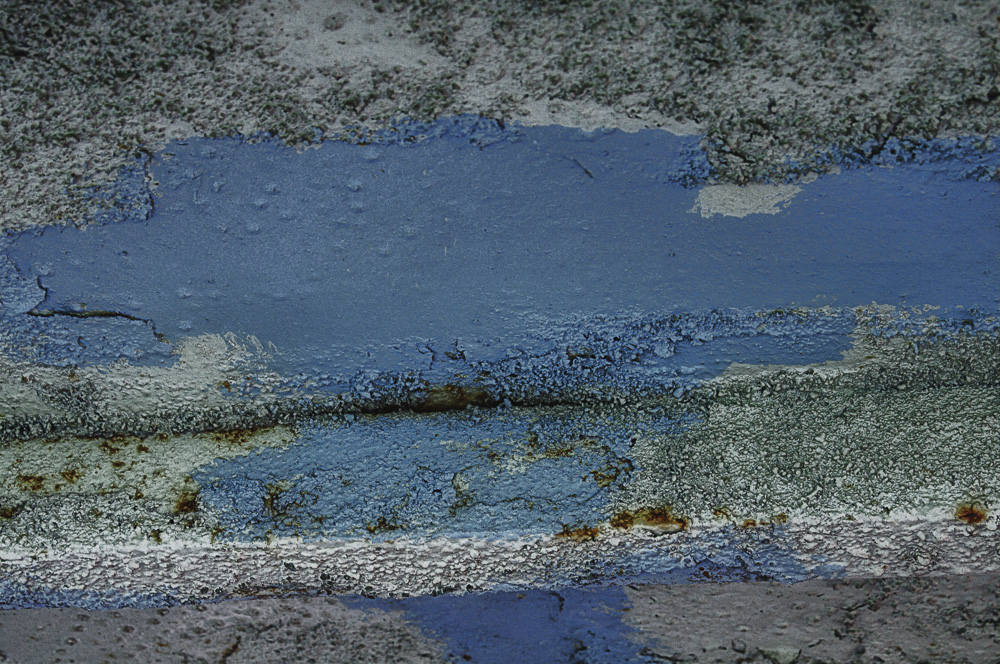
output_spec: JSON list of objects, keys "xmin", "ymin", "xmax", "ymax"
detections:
[
  {"xmin": 98, "ymin": 440, "xmax": 121, "ymax": 455},
  {"xmin": 15, "ymin": 474, "xmax": 45, "ymax": 492},
  {"xmin": 174, "ymin": 490, "xmax": 199, "ymax": 514},
  {"xmin": 590, "ymin": 455, "xmax": 634, "ymax": 488},
  {"xmin": 956, "ymin": 503, "xmax": 987, "ymax": 525},
  {"xmin": 262, "ymin": 482, "xmax": 288, "ymax": 517},
  {"xmin": 0, "ymin": 505, "xmax": 21, "ymax": 519},
  {"xmin": 211, "ymin": 427, "xmax": 271, "ymax": 446},
  {"xmin": 411, "ymin": 384, "xmax": 498, "ymax": 413},
  {"xmin": 610, "ymin": 507, "xmax": 688, "ymax": 533},
  {"xmin": 149, "ymin": 529, "xmax": 162, "ymax": 543},
  {"xmin": 60, "ymin": 469, "xmax": 82, "ymax": 483},
  {"xmin": 555, "ymin": 524, "xmax": 600, "ymax": 541},
  {"xmin": 366, "ymin": 516, "xmax": 401, "ymax": 534},
  {"xmin": 543, "ymin": 444, "xmax": 575, "ymax": 458}
]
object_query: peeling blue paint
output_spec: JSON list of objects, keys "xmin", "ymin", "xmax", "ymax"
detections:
[
  {"xmin": 1, "ymin": 120, "xmax": 997, "ymax": 609},
  {"xmin": 4, "ymin": 119, "xmax": 996, "ymax": 400}
]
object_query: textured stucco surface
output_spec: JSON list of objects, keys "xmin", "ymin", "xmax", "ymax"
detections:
[
  {"xmin": 2, "ymin": 0, "xmax": 998, "ymax": 231},
  {"xmin": 1, "ymin": 0, "xmax": 999, "ymax": 662}
]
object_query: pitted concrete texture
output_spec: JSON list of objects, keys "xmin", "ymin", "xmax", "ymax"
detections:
[
  {"xmin": 0, "ymin": 595, "xmax": 448, "ymax": 664},
  {"xmin": 625, "ymin": 573, "xmax": 1000, "ymax": 664},
  {"xmin": 1, "ymin": 574, "xmax": 998, "ymax": 664}
]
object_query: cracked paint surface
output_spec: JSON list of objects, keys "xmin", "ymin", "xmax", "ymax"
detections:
[{"xmin": 1, "ymin": 118, "xmax": 998, "ymax": 611}]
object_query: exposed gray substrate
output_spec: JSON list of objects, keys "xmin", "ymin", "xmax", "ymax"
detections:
[
  {"xmin": 625, "ymin": 572, "xmax": 1000, "ymax": 664},
  {"xmin": 621, "ymin": 330, "xmax": 1000, "ymax": 523},
  {"xmin": 0, "ymin": 594, "xmax": 447, "ymax": 664},
  {"xmin": 2, "ymin": 0, "xmax": 998, "ymax": 232},
  {"xmin": 1, "ymin": 573, "xmax": 998, "ymax": 664}
]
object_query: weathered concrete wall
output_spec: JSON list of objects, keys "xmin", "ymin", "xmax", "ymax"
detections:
[
  {"xmin": 3, "ymin": 573, "xmax": 1000, "ymax": 663},
  {"xmin": 1, "ymin": 0, "xmax": 998, "ymax": 662}
]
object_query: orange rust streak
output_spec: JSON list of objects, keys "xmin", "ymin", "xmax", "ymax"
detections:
[
  {"xmin": 610, "ymin": 507, "xmax": 689, "ymax": 532},
  {"xmin": 554, "ymin": 524, "xmax": 600, "ymax": 541},
  {"xmin": 956, "ymin": 503, "xmax": 987, "ymax": 525}
]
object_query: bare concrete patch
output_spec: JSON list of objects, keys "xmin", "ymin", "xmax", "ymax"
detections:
[
  {"xmin": 691, "ymin": 183, "xmax": 802, "ymax": 219},
  {"xmin": 626, "ymin": 573, "xmax": 1000, "ymax": 663},
  {"xmin": 2, "ymin": 0, "xmax": 997, "ymax": 232},
  {"xmin": 0, "ymin": 595, "xmax": 446, "ymax": 664}
]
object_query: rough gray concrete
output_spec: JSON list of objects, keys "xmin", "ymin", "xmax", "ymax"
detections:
[
  {"xmin": 2, "ymin": 0, "xmax": 998, "ymax": 231},
  {"xmin": 1, "ymin": 574, "xmax": 998, "ymax": 663},
  {"xmin": 0, "ymin": 594, "xmax": 447, "ymax": 663},
  {"xmin": 626, "ymin": 573, "xmax": 1000, "ymax": 664}
]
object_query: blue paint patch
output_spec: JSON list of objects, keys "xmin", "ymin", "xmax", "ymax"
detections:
[
  {"xmin": 344, "ymin": 585, "xmax": 651, "ymax": 664},
  {"xmin": 5, "ymin": 119, "xmax": 995, "ymax": 405},
  {"xmin": 195, "ymin": 409, "xmax": 692, "ymax": 541},
  {"xmin": 0, "ymin": 236, "xmax": 173, "ymax": 367}
]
